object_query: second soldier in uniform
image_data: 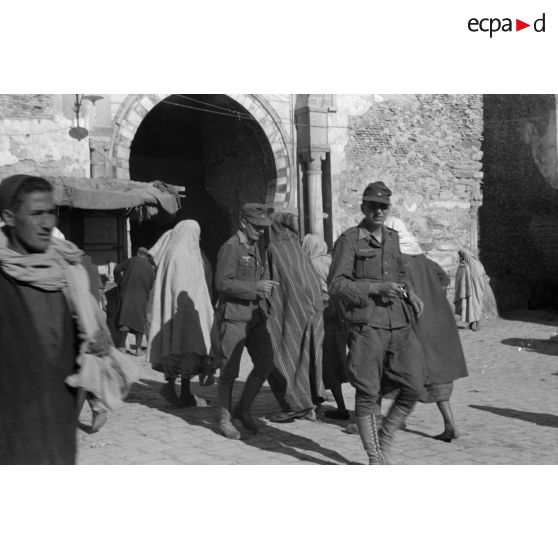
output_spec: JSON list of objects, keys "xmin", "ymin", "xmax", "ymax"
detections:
[{"xmin": 214, "ymin": 203, "xmax": 278, "ymax": 439}]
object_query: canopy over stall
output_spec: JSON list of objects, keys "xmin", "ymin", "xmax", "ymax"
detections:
[
  {"xmin": 50, "ymin": 177, "xmax": 183, "ymax": 265},
  {"xmin": 47, "ymin": 176, "xmax": 182, "ymax": 218}
]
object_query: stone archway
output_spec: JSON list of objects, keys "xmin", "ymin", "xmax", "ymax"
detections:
[{"xmin": 110, "ymin": 94, "xmax": 293, "ymax": 207}]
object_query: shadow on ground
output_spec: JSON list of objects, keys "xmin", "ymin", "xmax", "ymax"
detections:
[
  {"xmin": 470, "ymin": 405, "xmax": 558, "ymax": 428},
  {"xmin": 501, "ymin": 337, "xmax": 558, "ymax": 356},
  {"xmin": 129, "ymin": 378, "xmax": 358, "ymax": 464},
  {"xmin": 500, "ymin": 310, "xmax": 558, "ymax": 327}
]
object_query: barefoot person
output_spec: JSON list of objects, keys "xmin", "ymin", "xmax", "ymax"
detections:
[{"xmin": 385, "ymin": 216, "xmax": 468, "ymax": 441}]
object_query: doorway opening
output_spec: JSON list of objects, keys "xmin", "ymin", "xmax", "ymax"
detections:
[{"xmin": 128, "ymin": 94, "xmax": 277, "ymax": 268}]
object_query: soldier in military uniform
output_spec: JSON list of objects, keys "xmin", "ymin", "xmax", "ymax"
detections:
[
  {"xmin": 328, "ymin": 182, "xmax": 425, "ymax": 464},
  {"xmin": 214, "ymin": 203, "xmax": 278, "ymax": 439}
]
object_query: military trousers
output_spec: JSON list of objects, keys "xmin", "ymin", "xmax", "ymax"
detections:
[
  {"xmin": 218, "ymin": 313, "xmax": 274, "ymax": 386},
  {"xmin": 347, "ymin": 324, "xmax": 425, "ymax": 416}
]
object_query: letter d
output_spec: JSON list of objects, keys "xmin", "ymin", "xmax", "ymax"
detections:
[{"xmin": 534, "ymin": 13, "xmax": 545, "ymax": 32}]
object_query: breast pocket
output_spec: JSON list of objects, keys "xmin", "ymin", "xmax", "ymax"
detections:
[
  {"xmin": 355, "ymin": 248, "xmax": 381, "ymax": 279},
  {"xmin": 237, "ymin": 257, "xmax": 256, "ymax": 280}
]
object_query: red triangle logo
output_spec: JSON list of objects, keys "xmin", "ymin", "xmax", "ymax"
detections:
[{"xmin": 516, "ymin": 19, "xmax": 530, "ymax": 31}]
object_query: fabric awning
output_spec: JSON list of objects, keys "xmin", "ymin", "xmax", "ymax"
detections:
[{"xmin": 47, "ymin": 176, "xmax": 182, "ymax": 216}]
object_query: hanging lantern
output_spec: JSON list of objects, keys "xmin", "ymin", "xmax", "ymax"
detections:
[{"xmin": 69, "ymin": 94, "xmax": 89, "ymax": 141}]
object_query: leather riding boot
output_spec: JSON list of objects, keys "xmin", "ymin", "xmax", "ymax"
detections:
[
  {"xmin": 232, "ymin": 373, "xmax": 266, "ymax": 433},
  {"xmin": 355, "ymin": 414, "xmax": 385, "ymax": 465},
  {"xmin": 216, "ymin": 384, "xmax": 241, "ymax": 440},
  {"xmin": 379, "ymin": 400, "xmax": 416, "ymax": 462}
]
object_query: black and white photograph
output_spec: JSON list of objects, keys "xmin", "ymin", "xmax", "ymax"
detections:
[
  {"xmin": 1, "ymin": 2, "xmax": 556, "ymax": 557},
  {"xmin": 1, "ymin": 92, "xmax": 555, "ymax": 466}
]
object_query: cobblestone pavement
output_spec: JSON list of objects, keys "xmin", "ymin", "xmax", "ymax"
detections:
[{"xmin": 77, "ymin": 311, "xmax": 558, "ymax": 465}]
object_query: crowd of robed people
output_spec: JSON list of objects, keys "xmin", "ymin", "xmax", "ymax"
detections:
[{"xmin": 0, "ymin": 174, "xmax": 496, "ymax": 465}]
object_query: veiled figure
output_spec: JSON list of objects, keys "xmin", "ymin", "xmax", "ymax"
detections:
[{"xmin": 266, "ymin": 213, "xmax": 326, "ymax": 419}]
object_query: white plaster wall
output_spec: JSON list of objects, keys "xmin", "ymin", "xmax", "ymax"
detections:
[{"xmin": 0, "ymin": 112, "xmax": 91, "ymax": 178}]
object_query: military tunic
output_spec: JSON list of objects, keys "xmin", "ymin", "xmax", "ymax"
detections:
[
  {"xmin": 214, "ymin": 231, "xmax": 274, "ymax": 385},
  {"xmin": 328, "ymin": 221, "xmax": 425, "ymax": 402}
]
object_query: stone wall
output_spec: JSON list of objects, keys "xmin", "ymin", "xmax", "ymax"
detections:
[
  {"xmin": 0, "ymin": 94, "xmax": 90, "ymax": 179},
  {"xmin": 0, "ymin": 95, "xmax": 55, "ymax": 119},
  {"xmin": 481, "ymin": 94, "xmax": 558, "ymax": 310},
  {"xmin": 328, "ymin": 94, "xmax": 484, "ymax": 290}
]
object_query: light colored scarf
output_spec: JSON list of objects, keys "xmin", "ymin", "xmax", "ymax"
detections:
[
  {"xmin": 0, "ymin": 227, "xmax": 138, "ymax": 409},
  {"xmin": 147, "ymin": 220, "xmax": 215, "ymax": 365},
  {"xmin": 384, "ymin": 216, "xmax": 423, "ymax": 255},
  {"xmin": 0, "ymin": 228, "xmax": 83, "ymax": 290}
]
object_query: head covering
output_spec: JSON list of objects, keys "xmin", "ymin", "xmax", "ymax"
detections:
[
  {"xmin": 384, "ymin": 216, "xmax": 423, "ymax": 256},
  {"xmin": 302, "ymin": 234, "xmax": 328, "ymax": 260},
  {"xmin": 302, "ymin": 234, "xmax": 331, "ymax": 294},
  {"xmin": 362, "ymin": 181, "xmax": 392, "ymax": 204},
  {"xmin": 241, "ymin": 203, "xmax": 272, "ymax": 227},
  {"xmin": 266, "ymin": 216, "xmax": 325, "ymax": 411},
  {"xmin": 0, "ymin": 175, "xmax": 52, "ymax": 213},
  {"xmin": 454, "ymin": 247, "xmax": 487, "ymax": 323},
  {"xmin": 270, "ymin": 211, "xmax": 298, "ymax": 237},
  {"xmin": 458, "ymin": 248, "xmax": 486, "ymax": 276},
  {"xmin": 147, "ymin": 220, "xmax": 215, "ymax": 367}
]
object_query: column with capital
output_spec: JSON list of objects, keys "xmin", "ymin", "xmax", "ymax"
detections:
[
  {"xmin": 302, "ymin": 151, "xmax": 327, "ymax": 238},
  {"xmin": 295, "ymin": 95, "xmax": 335, "ymax": 240}
]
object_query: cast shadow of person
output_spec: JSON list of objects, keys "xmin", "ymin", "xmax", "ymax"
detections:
[
  {"xmin": 240, "ymin": 396, "xmax": 358, "ymax": 465},
  {"xmin": 469, "ymin": 404, "xmax": 558, "ymax": 428},
  {"xmin": 501, "ymin": 337, "xmax": 558, "ymax": 356},
  {"xmin": 500, "ymin": 309, "xmax": 558, "ymax": 327},
  {"xmin": 131, "ymin": 376, "xmax": 357, "ymax": 464},
  {"xmin": 134, "ymin": 291, "xmax": 357, "ymax": 464},
  {"xmin": 148, "ymin": 290, "xmax": 209, "ymax": 369}
]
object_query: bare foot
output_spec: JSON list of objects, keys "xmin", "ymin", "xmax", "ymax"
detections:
[{"xmin": 433, "ymin": 429, "xmax": 461, "ymax": 442}]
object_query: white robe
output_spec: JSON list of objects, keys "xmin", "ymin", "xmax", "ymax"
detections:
[{"xmin": 147, "ymin": 220, "xmax": 215, "ymax": 370}]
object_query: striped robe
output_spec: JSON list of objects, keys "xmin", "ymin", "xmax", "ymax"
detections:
[{"xmin": 266, "ymin": 214, "xmax": 325, "ymax": 411}]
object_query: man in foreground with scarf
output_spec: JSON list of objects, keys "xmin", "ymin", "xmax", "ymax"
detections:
[{"xmin": 0, "ymin": 174, "xmax": 118, "ymax": 464}]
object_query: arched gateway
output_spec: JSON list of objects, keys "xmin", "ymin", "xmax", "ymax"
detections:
[{"xmin": 109, "ymin": 94, "xmax": 294, "ymax": 263}]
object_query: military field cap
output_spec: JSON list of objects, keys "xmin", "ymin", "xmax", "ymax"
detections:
[
  {"xmin": 0, "ymin": 174, "xmax": 52, "ymax": 213},
  {"xmin": 362, "ymin": 181, "xmax": 392, "ymax": 204},
  {"xmin": 241, "ymin": 203, "xmax": 272, "ymax": 227}
]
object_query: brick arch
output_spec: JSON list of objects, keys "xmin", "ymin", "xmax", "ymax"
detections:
[{"xmin": 110, "ymin": 94, "xmax": 293, "ymax": 207}]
